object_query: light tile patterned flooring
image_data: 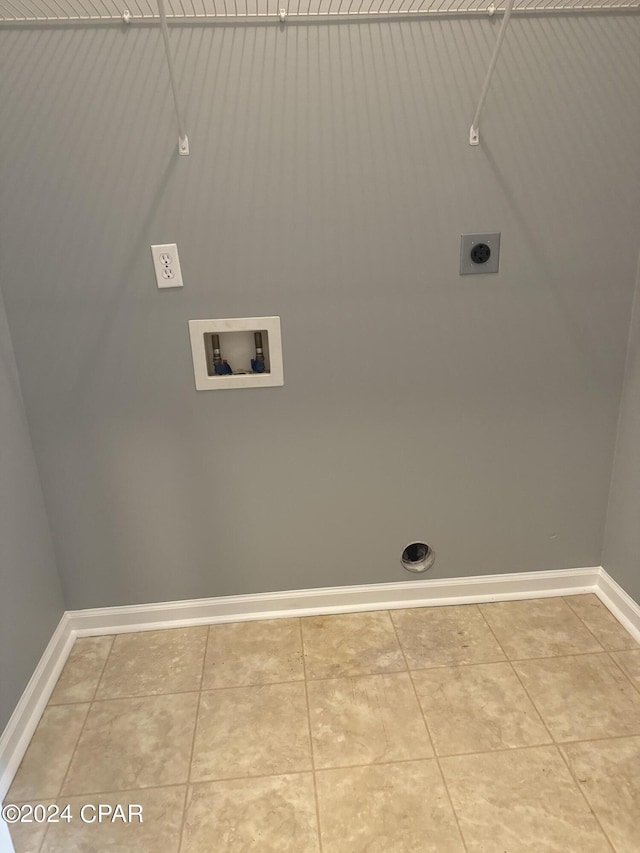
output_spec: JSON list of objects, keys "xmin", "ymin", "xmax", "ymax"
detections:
[{"xmin": 5, "ymin": 594, "xmax": 640, "ymax": 852}]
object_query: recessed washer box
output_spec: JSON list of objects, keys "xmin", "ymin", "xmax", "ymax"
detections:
[{"xmin": 188, "ymin": 316, "xmax": 284, "ymax": 391}]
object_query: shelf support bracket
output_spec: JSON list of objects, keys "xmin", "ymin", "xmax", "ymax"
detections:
[
  {"xmin": 157, "ymin": 0, "xmax": 189, "ymax": 155},
  {"xmin": 469, "ymin": 0, "xmax": 515, "ymax": 146}
]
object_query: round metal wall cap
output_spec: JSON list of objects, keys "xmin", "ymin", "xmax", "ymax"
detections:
[{"xmin": 401, "ymin": 542, "xmax": 435, "ymax": 573}]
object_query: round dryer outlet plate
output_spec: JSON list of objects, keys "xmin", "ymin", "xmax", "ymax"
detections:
[{"xmin": 460, "ymin": 232, "xmax": 501, "ymax": 275}]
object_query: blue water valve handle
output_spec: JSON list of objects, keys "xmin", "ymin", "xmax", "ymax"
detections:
[
  {"xmin": 215, "ymin": 361, "xmax": 233, "ymax": 375},
  {"xmin": 251, "ymin": 358, "xmax": 266, "ymax": 373}
]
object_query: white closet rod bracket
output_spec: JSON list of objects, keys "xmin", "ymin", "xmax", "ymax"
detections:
[
  {"xmin": 469, "ymin": 0, "xmax": 515, "ymax": 146},
  {"xmin": 157, "ymin": 0, "xmax": 190, "ymax": 155}
]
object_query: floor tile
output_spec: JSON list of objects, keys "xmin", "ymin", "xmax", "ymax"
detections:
[
  {"xmin": 62, "ymin": 693, "xmax": 198, "ymax": 794},
  {"xmin": 203, "ymin": 618, "xmax": 303, "ymax": 689},
  {"xmin": 391, "ymin": 605, "xmax": 505, "ymax": 669},
  {"xmin": 307, "ymin": 672, "xmax": 432, "ymax": 769},
  {"xmin": 10, "ymin": 600, "xmax": 640, "ymax": 853},
  {"xmin": 48, "ymin": 637, "xmax": 113, "ymax": 705},
  {"xmin": 441, "ymin": 746, "xmax": 611, "ymax": 852},
  {"xmin": 412, "ymin": 662, "xmax": 550, "ymax": 755},
  {"xmin": 41, "ymin": 786, "xmax": 185, "ymax": 852},
  {"xmin": 182, "ymin": 775, "xmax": 319, "ymax": 852},
  {"xmin": 562, "ymin": 737, "xmax": 640, "ymax": 853},
  {"xmin": 611, "ymin": 649, "xmax": 640, "ymax": 691},
  {"xmin": 564, "ymin": 594, "xmax": 639, "ymax": 651},
  {"xmin": 301, "ymin": 612, "xmax": 405, "ymax": 679},
  {"xmin": 6, "ymin": 801, "xmax": 54, "ymax": 853},
  {"xmin": 191, "ymin": 683, "xmax": 311, "ymax": 782},
  {"xmin": 479, "ymin": 598, "xmax": 603, "ymax": 659},
  {"xmin": 95, "ymin": 627, "xmax": 207, "ymax": 699},
  {"xmin": 315, "ymin": 760, "xmax": 465, "ymax": 852},
  {"xmin": 514, "ymin": 653, "xmax": 640, "ymax": 742},
  {"xmin": 7, "ymin": 705, "xmax": 89, "ymax": 801}
]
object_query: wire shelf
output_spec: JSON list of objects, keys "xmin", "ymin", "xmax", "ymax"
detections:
[{"xmin": 1, "ymin": 0, "xmax": 639, "ymax": 24}]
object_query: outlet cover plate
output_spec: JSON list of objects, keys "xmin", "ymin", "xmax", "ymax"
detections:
[
  {"xmin": 460, "ymin": 233, "xmax": 501, "ymax": 275},
  {"xmin": 151, "ymin": 243, "xmax": 184, "ymax": 289}
]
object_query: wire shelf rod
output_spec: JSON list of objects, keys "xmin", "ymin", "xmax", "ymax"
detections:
[{"xmin": 1, "ymin": 0, "xmax": 639, "ymax": 23}]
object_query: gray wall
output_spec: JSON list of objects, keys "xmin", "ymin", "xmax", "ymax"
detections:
[
  {"xmin": 0, "ymin": 15, "xmax": 639, "ymax": 609},
  {"xmin": 603, "ymin": 253, "xmax": 640, "ymax": 602},
  {"xmin": 0, "ymin": 289, "xmax": 64, "ymax": 732}
]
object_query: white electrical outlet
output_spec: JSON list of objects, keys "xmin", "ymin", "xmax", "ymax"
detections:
[{"xmin": 151, "ymin": 243, "xmax": 183, "ymax": 289}]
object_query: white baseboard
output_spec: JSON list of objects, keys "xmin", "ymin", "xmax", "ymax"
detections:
[
  {"xmin": 0, "ymin": 614, "xmax": 74, "ymax": 803},
  {"xmin": 68, "ymin": 566, "xmax": 602, "ymax": 636},
  {"xmin": 0, "ymin": 817, "xmax": 15, "ymax": 853},
  {"xmin": 596, "ymin": 568, "xmax": 640, "ymax": 644},
  {"xmin": 2, "ymin": 563, "xmax": 637, "ymax": 819}
]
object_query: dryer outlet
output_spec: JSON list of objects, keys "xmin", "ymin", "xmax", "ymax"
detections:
[{"xmin": 460, "ymin": 233, "xmax": 501, "ymax": 275}]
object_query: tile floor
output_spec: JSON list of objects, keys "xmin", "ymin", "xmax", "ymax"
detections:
[{"xmin": 4, "ymin": 593, "xmax": 640, "ymax": 852}]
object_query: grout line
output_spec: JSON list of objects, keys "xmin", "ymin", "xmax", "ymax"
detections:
[
  {"xmin": 509, "ymin": 645, "xmax": 640, "ymax": 701},
  {"xmin": 605, "ymin": 650, "xmax": 640, "ymax": 698},
  {"xmin": 555, "ymin": 745, "xmax": 617, "ymax": 852},
  {"xmin": 563, "ymin": 585, "xmax": 640, "ymax": 696},
  {"xmin": 388, "ymin": 610, "xmax": 470, "ymax": 853},
  {"xmin": 299, "ymin": 619, "xmax": 324, "ymax": 853},
  {"xmin": 51, "ymin": 677, "xmax": 306, "ymax": 707},
  {"xmin": 37, "ymin": 634, "xmax": 116, "ymax": 853},
  {"xmin": 506, "ymin": 649, "xmax": 609, "ymax": 663},
  {"xmin": 405, "ymin": 649, "xmax": 606, "ymax": 669},
  {"xmin": 561, "ymin": 596, "xmax": 614, "ymax": 653},
  {"xmin": 199, "ymin": 676, "xmax": 306, "ymax": 692},
  {"xmin": 477, "ymin": 609, "xmax": 617, "ymax": 853},
  {"xmin": 390, "ymin": 602, "xmax": 612, "ymax": 666},
  {"xmin": 177, "ymin": 625, "xmax": 209, "ymax": 853},
  {"xmin": 53, "ymin": 680, "xmax": 305, "ymax": 704},
  {"xmin": 42, "ymin": 647, "xmax": 630, "ymax": 710},
  {"xmin": 301, "ymin": 748, "xmax": 545, "ymax": 771},
  {"xmin": 305, "ymin": 664, "xmax": 408, "ymax": 679},
  {"xmin": 53, "ymin": 689, "xmax": 202, "ymax": 707},
  {"xmin": 47, "ymin": 689, "xmax": 201, "ymax": 706},
  {"xmin": 91, "ymin": 634, "xmax": 118, "ymax": 701},
  {"xmin": 477, "ymin": 607, "xmax": 553, "ymax": 731},
  {"xmin": 46, "ymin": 634, "xmax": 115, "ymax": 706},
  {"xmin": 56, "ymin": 635, "xmax": 116, "ymax": 794},
  {"xmin": 9, "ymin": 782, "xmax": 190, "ymax": 805},
  {"xmin": 564, "ymin": 595, "xmax": 639, "ymax": 652},
  {"xmin": 91, "ymin": 635, "xmax": 116, "ymax": 702},
  {"xmin": 477, "ymin": 606, "xmax": 557, "ymax": 745},
  {"xmin": 541, "ymin": 731, "xmax": 640, "ymax": 749},
  {"xmin": 47, "ymin": 769, "xmax": 318, "ymax": 799},
  {"xmin": 10, "ymin": 729, "xmax": 640, "ymax": 807}
]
